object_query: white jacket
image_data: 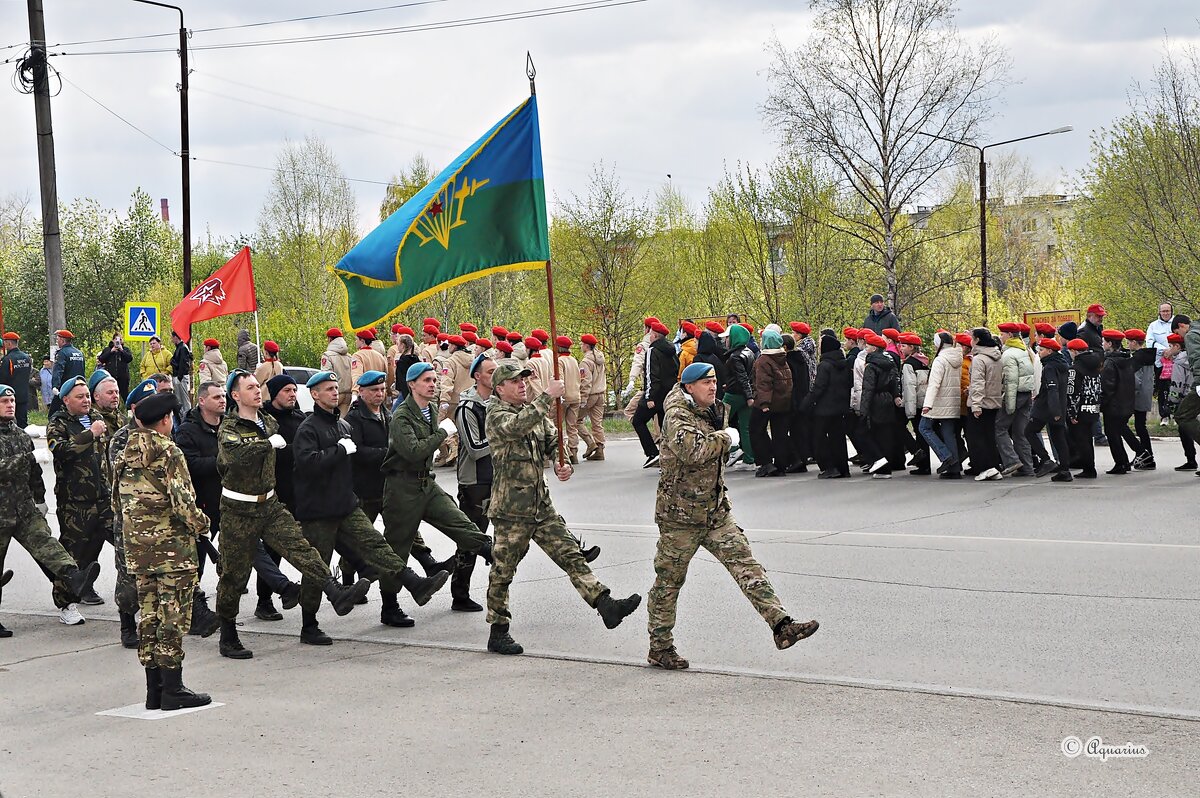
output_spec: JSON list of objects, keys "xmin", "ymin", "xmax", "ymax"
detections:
[{"xmin": 922, "ymin": 346, "xmax": 963, "ymax": 419}]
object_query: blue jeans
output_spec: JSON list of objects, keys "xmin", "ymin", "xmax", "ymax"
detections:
[{"xmin": 919, "ymin": 415, "xmax": 959, "ymax": 466}]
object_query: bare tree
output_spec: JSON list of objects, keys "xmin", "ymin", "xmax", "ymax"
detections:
[{"xmin": 764, "ymin": 0, "xmax": 1009, "ymax": 315}]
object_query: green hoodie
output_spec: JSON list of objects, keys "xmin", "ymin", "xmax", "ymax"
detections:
[{"xmin": 728, "ymin": 324, "xmax": 750, "ymax": 348}]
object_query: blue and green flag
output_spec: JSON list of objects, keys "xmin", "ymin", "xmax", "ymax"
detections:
[{"xmin": 334, "ymin": 95, "xmax": 549, "ymax": 330}]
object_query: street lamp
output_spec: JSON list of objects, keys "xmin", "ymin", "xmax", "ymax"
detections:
[{"xmin": 918, "ymin": 126, "xmax": 1072, "ymax": 322}]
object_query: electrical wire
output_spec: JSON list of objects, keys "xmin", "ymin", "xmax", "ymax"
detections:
[{"xmin": 59, "ymin": 72, "xmax": 178, "ymax": 154}]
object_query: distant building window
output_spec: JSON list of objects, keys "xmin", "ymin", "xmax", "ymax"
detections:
[{"xmin": 1021, "ymin": 218, "xmax": 1037, "ymax": 234}]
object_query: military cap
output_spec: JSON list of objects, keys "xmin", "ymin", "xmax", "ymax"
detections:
[
  {"xmin": 264, "ymin": 340, "xmax": 280, "ymax": 354},
  {"xmin": 680, "ymin": 362, "xmax": 715, "ymax": 384},
  {"xmin": 524, "ymin": 336, "xmax": 542, "ymax": 351},
  {"xmin": 1, "ymin": 331, "xmax": 19, "ymax": 341},
  {"xmin": 581, "ymin": 334, "xmax": 598, "ymax": 346},
  {"xmin": 864, "ymin": 333, "xmax": 888, "ymax": 349},
  {"xmin": 87, "ymin": 369, "xmax": 115, "ymax": 394},
  {"xmin": 1037, "ymin": 338, "xmax": 1061, "ymax": 351},
  {"xmin": 530, "ymin": 328, "xmax": 550, "ymax": 343},
  {"xmin": 0, "ymin": 384, "xmax": 13, "ymax": 398},
  {"xmin": 492, "ymin": 326, "xmax": 508, "ymax": 339},
  {"xmin": 955, "ymin": 333, "xmax": 973, "ymax": 346},
  {"xmin": 406, "ymin": 362, "xmax": 434, "ymax": 382},
  {"xmin": 423, "ymin": 317, "xmax": 441, "ymax": 329},
  {"xmin": 327, "ymin": 328, "xmax": 343, "ymax": 338},
  {"xmin": 423, "ymin": 324, "xmax": 439, "ymax": 336},
  {"xmin": 1124, "ymin": 329, "xmax": 1146, "ymax": 342},
  {"xmin": 391, "ymin": 323, "xmax": 403, "ymax": 334},
  {"xmin": 397, "ymin": 326, "xmax": 414, "ymax": 336},
  {"xmin": 1087, "ymin": 304, "xmax": 1107, "ymax": 317},
  {"xmin": 469, "ymin": 353, "xmax": 489, "ymax": 377},
  {"xmin": 997, "ymin": 322, "xmax": 1020, "ymax": 333},
  {"xmin": 1066, "ymin": 338, "xmax": 1089, "ymax": 351},
  {"xmin": 555, "ymin": 335, "xmax": 572, "ymax": 349},
  {"xmin": 306, "ymin": 370, "xmax": 339, "ymax": 388},
  {"xmin": 506, "ymin": 331, "xmax": 523, "ymax": 343},
  {"xmin": 226, "ymin": 369, "xmax": 250, "ymax": 394},
  {"xmin": 55, "ymin": 329, "xmax": 74, "ymax": 339},
  {"xmin": 126, "ymin": 378, "xmax": 158, "ymax": 407},
  {"xmin": 743, "ymin": 323, "xmax": 756, "ymax": 334},
  {"xmin": 1101, "ymin": 329, "xmax": 1126, "ymax": 342},
  {"xmin": 882, "ymin": 328, "xmax": 900, "ymax": 341},
  {"xmin": 476, "ymin": 337, "xmax": 492, "ymax": 350},
  {"xmin": 265, "ymin": 374, "xmax": 296, "ymax": 397},
  {"xmin": 459, "ymin": 322, "xmax": 478, "ymax": 333},
  {"xmin": 492, "ymin": 363, "xmax": 533, "ymax": 387},
  {"xmin": 463, "ymin": 331, "xmax": 478, "ymax": 344},
  {"xmin": 356, "ymin": 370, "xmax": 387, "ymax": 387},
  {"xmin": 649, "ymin": 321, "xmax": 670, "ymax": 336},
  {"xmin": 495, "ymin": 340, "xmax": 514, "ymax": 355},
  {"xmin": 134, "ymin": 391, "xmax": 178, "ymax": 426},
  {"xmin": 60, "ymin": 376, "xmax": 88, "ymax": 397},
  {"xmin": 789, "ymin": 321, "xmax": 811, "ymax": 335}
]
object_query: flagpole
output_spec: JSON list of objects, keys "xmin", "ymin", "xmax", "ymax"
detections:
[{"xmin": 254, "ymin": 310, "xmax": 262, "ymax": 360}]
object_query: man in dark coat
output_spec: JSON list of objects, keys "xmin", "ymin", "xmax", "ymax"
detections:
[
  {"xmin": 782, "ymin": 333, "xmax": 811, "ymax": 473},
  {"xmin": 804, "ymin": 335, "xmax": 853, "ymax": 478},
  {"xmin": 1026, "ymin": 339, "xmax": 1073, "ymax": 481},
  {"xmin": 97, "ymin": 334, "xmax": 133, "ymax": 403},
  {"xmin": 861, "ymin": 293, "xmax": 901, "ymax": 334},
  {"xmin": 630, "ymin": 321, "xmax": 679, "ymax": 468},
  {"xmin": 0, "ymin": 332, "xmax": 33, "ymax": 427},
  {"xmin": 1100, "ymin": 329, "xmax": 1141, "ymax": 474}
]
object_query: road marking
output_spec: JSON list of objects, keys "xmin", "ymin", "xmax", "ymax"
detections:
[
  {"xmin": 570, "ymin": 523, "xmax": 1200, "ymax": 550},
  {"xmin": 97, "ymin": 702, "xmax": 224, "ymax": 720}
]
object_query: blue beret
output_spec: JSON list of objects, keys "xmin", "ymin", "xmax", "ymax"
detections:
[
  {"xmin": 680, "ymin": 362, "xmax": 716, "ymax": 385},
  {"xmin": 406, "ymin": 362, "xmax": 434, "ymax": 382},
  {"xmin": 306, "ymin": 370, "xmax": 339, "ymax": 389},
  {"xmin": 356, "ymin": 370, "xmax": 386, "ymax": 387},
  {"xmin": 0, "ymin": 384, "xmax": 13, "ymax": 398},
  {"xmin": 60, "ymin": 376, "xmax": 87, "ymax": 397},
  {"xmin": 226, "ymin": 369, "xmax": 249, "ymax": 394},
  {"xmin": 87, "ymin": 369, "xmax": 114, "ymax": 394},
  {"xmin": 468, "ymin": 353, "xmax": 488, "ymax": 378},
  {"xmin": 126, "ymin": 378, "xmax": 158, "ymax": 407}
]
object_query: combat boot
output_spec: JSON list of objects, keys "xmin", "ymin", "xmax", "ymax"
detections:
[
  {"xmin": 218, "ymin": 618, "xmax": 253, "ymax": 659},
  {"xmin": 773, "ymin": 617, "xmax": 820, "ymax": 650},
  {"xmin": 476, "ymin": 537, "xmax": 494, "ymax": 566},
  {"xmin": 595, "ymin": 590, "xmax": 642, "ymax": 629},
  {"xmin": 323, "ymin": 577, "xmax": 372, "ymax": 616},
  {"xmin": 583, "ymin": 442, "xmax": 597, "ymax": 460},
  {"xmin": 380, "ymin": 592, "xmax": 415, "ymax": 628},
  {"xmin": 144, "ymin": 667, "xmax": 162, "ymax": 710},
  {"xmin": 188, "ymin": 590, "xmax": 221, "ymax": 638},
  {"xmin": 159, "ymin": 666, "xmax": 212, "ymax": 711},
  {"xmin": 647, "ymin": 646, "xmax": 689, "ymax": 670},
  {"xmin": 487, "ymin": 623, "xmax": 523, "ymax": 655},
  {"xmin": 399, "ymin": 567, "xmax": 449, "ymax": 606},
  {"xmin": 62, "ymin": 562, "xmax": 100, "ymax": 602},
  {"xmin": 0, "ymin": 622, "xmax": 11, "ymax": 638},
  {"xmin": 589, "ymin": 446, "xmax": 605, "ymax": 461},
  {"xmin": 300, "ymin": 611, "xmax": 332, "ymax": 646},
  {"xmin": 278, "ymin": 581, "xmax": 302, "ymax": 610},
  {"xmin": 450, "ymin": 552, "xmax": 482, "ymax": 612},
  {"xmin": 119, "ymin": 611, "xmax": 138, "ymax": 649},
  {"xmin": 578, "ymin": 538, "xmax": 601, "ymax": 563},
  {"xmin": 412, "ymin": 548, "xmax": 452, "ymax": 578}
]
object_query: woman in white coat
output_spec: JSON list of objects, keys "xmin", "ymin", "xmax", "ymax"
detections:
[{"xmin": 920, "ymin": 332, "xmax": 964, "ymax": 478}]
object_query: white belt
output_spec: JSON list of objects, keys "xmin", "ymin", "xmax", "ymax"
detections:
[{"xmin": 222, "ymin": 487, "xmax": 275, "ymax": 503}]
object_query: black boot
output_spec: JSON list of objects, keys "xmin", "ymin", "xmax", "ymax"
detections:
[
  {"xmin": 278, "ymin": 581, "xmax": 302, "ymax": 610},
  {"xmin": 379, "ymin": 592, "xmax": 415, "ymax": 627},
  {"xmin": 119, "ymin": 611, "xmax": 138, "ymax": 649},
  {"xmin": 595, "ymin": 590, "xmax": 642, "ymax": 629},
  {"xmin": 399, "ymin": 567, "xmax": 448, "ymax": 607},
  {"xmin": 188, "ymin": 590, "xmax": 221, "ymax": 638},
  {"xmin": 323, "ymin": 576, "xmax": 372, "ymax": 616},
  {"xmin": 0, "ymin": 622, "xmax": 11, "ymax": 639},
  {"xmin": 450, "ymin": 552, "xmax": 482, "ymax": 612},
  {"xmin": 160, "ymin": 665, "xmax": 212, "ymax": 711},
  {"xmin": 476, "ymin": 537, "xmax": 494, "ymax": 566},
  {"xmin": 254, "ymin": 597, "xmax": 283, "ymax": 621},
  {"xmin": 300, "ymin": 610, "xmax": 332, "ymax": 646},
  {"xmin": 62, "ymin": 562, "xmax": 100, "ymax": 602},
  {"xmin": 218, "ymin": 618, "xmax": 253, "ymax": 659},
  {"xmin": 412, "ymin": 548, "xmax": 450, "ymax": 577},
  {"xmin": 145, "ymin": 667, "xmax": 162, "ymax": 710},
  {"xmin": 487, "ymin": 623, "xmax": 523, "ymax": 655}
]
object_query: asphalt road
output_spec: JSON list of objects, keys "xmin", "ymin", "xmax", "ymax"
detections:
[{"xmin": 1, "ymin": 434, "xmax": 1196, "ymax": 795}]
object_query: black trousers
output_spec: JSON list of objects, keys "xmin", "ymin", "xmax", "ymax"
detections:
[
  {"xmin": 1181, "ymin": 425, "xmax": 1197, "ymax": 464},
  {"xmin": 1128, "ymin": 410, "xmax": 1153, "ymax": 459},
  {"xmin": 750, "ymin": 409, "xmax": 791, "ymax": 470},
  {"xmin": 631, "ymin": 397, "xmax": 663, "ymax": 458},
  {"xmin": 815, "ymin": 414, "xmax": 849, "ymax": 475},
  {"xmin": 964, "ymin": 409, "xmax": 1000, "ymax": 473},
  {"xmin": 788, "ymin": 410, "xmax": 811, "ymax": 466},
  {"xmin": 1069, "ymin": 413, "xmax": 1098, "ymax": 474},
  {"xmin": 1026, "ymin": 417, "xmax": 1070, "ymax": 473},
  {"xmin": 1103, "ymin": 412, "xmax": 1140, "ymax": 468}
]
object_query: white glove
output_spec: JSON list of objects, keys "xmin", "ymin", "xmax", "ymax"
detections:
[
  {"xmin": 723, "ymin": 427, "xmax": 740, "ymax": 449},
  {"xmin": 337, "ymin": 437, "xmax": 358, "ymax": 455},
  {"xmin": 33, "ymin": 448, "xmax": 51, "ymax": 464},
  {"xmin": 268, "ymin": 434, "xmax": 287, "ymax": 449},
  {"xmin": 624, "ymin": 380, "xmax": 635, "ymax": 396},
  {"xmin": 36, "ymin": 502, "xmax": 48, "ymax": 516},
  {"xmin": 438, "ymin": 418, "xmax": 458, "ymax": 436},
  {"xmin": 24, "ymin": 424, "xmax": 44, "ymax": 439},
  {"xmin": 1195, "ymin": 385, "xmax": 1200, "ymax": 398}
]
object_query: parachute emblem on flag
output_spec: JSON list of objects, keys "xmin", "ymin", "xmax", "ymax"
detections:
[
  {"xmin": 415, "ymin": 176, "xmax": 492, "ymax": 250},
  {"xmin": 189, "ymin": 277, "xmax": 228, "ymax": 307}
]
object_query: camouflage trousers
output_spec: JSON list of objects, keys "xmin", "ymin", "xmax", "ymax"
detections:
[
  {"xmin": 380, "ymin": 477, "xmax": 488, "ymax": 565},
  {"xmin": 215, "ymin": 498, "xmax": 332, "ymax": 621},
  {"xmin": 579, "ymin": 394, "xmax": 606, "ymax": 449},
  {"xmin": 299, "ymin": 507, "xmax": 407, "ymax": 614},
  {"xmin": 1, "ymin": 510, "xmax": 78, "ymax": 608},
  {"xmin": 136, "ymin": 570, "xmax": 197, "ymax": 668},
  {"xmin": 486, "ymin": 516, "xmax": 606, "ymax": 627},
  {"xmin": 647, "ymin": 520, "xmax": 787, "ymax": 651},
  {"xmin": 109, "ymin": 516, "xmax": 140, "ymax": 615},
  {"xmin": 55, "ymin": 499, "xmax": 112, "ymax": 607}
]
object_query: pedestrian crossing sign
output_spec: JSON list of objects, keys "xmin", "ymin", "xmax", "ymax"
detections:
[{"xmin": 124, "ymin": 302, "xmax": 160, "ymax": 341}]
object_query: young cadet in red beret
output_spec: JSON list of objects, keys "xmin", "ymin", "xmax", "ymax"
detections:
[
  {"xmin": 1027, "ymin": 338, "xmax": 1073, "ymax": 482},
  {"xmin": 1100, "ymin": 329, "xmax": 1144, "ymax": 474},
  {"xmin": 320, "ymin": 327, "xmax": 354, "ymax": 415},
  {"xmin": 579, "ymin": 334, "xmax": 607, "ymax": 460},
  {"xmin": 1123, "ymin": 329, "xmax": 1158, "ymax": 470},
  {"xmin": 1065, "ymin": 338, "xmax": 1102, "ymax": 479}
]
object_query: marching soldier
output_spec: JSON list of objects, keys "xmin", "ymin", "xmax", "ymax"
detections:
[
  {"xmin": 554, "ymin": 336, "xmax": 584, "ymax": 464},
  {"xmin": 647, "ymin": 362, "xmax": 819, "ymax": 669},
  {"xmin": 0, "ymin": 383, "xmax": 101, "ymax": 637},
  {"xmin": 349, "ymin": 329, "xmax": 388, "ymax": 397},
  {"xmin": 579, "ymin": 334, "xmax": 607, "ymax": 461},
  {"xmin": 0, "ymin": 331, "xmax": 33, "ymax": 427},
  {"xmin": 113, "ymin": 392, "xmax": 213, "ymax": 711},
  {"xmin": 484, "ymin": 363, "xmax": 640, "ymax": 656},
  {"xmin": 213, "ymin": 370, "xmax": 372, "ymax": 660},
  {"xmin": 452, "ymin": 355, "xmax": 497, "ymax": 612}
]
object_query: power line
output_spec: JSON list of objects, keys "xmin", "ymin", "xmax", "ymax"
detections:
[
  {"xmin": 59, "ymin": 72, "xmax": 177, "ymax": 154},
  {"xmin": 52, "ymin": 1, "xmax": 647, "ymax": 56},
  {"xmin": 192, "ymin": 156, "xmax": 393, "ymax": 187}
]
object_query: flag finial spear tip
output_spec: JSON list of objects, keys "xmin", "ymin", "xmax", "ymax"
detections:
[{"xmin": 526, "ymin": 52, "xmax": 536, "ymax": 96}]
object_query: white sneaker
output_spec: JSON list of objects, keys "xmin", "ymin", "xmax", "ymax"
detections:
[
  {"xmin": 871, "ymin": 472, "xmax": 892, "ymax": 479},
  {"xmin": 986, "ymin": 468, "xmax": 1004, "ymax": 480},
  {"xmin": 59, "ymin": 603, "xmax": 85, "ymax": 625},
  {"xmin": 868, "ymin": 457, "xmax": 889, "ymax": 474}
]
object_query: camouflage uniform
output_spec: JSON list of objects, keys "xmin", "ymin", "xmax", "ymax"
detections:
[
  {"xmin": 0, "ymin": 418, "xmax": 79, "ymax": 610},
  {"xmin": 485, "ymin": 392, "xmax": 606, "ymax": 626},
  {"xmin": 648, "ymin": 384, "xmax": 788, "ymax": 652},
  {"xmin": 47, "ymin": 410, "xmax": 113, "ymax": 606},
  {"xmin": 103, "ymin": 421, "xmax": 141, "ymax": 614},
  {"xmin": 113, "ymin": 428, "xmax": 210, "ymax": 668},
  {"xmin": 214, "ymin": 412, "xmax": 336, "ymax": 621}
]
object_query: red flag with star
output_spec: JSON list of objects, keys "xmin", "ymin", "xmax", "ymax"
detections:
[{"xmin": 170, "ymin": 246, "xmax": 258, "ymax": 342}]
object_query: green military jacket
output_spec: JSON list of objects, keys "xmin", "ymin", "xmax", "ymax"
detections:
[
  {"xmin": 217, "ymin": 412, "xmax": 280, "ymax": 498},
  {"xmin": 485, "ymin": 392, "xmax": 559, "ymax": 523},
  {"xmin": 47, "ymin": 410, "xmax": 109, "ymax": 504},
  {"xmin": 0, "ymin": 417, "xmax": 45, "ymax": 523},
  {"xmin": 656, "ymin": 384, "xmax": 733, "ymax": 528},
  {"xmin": 113, "ymin": 427, "xmax": 209, "ymax": 575},
  {"xmin": 381, "ymin": 394, "xmax": 448, "ymax": 475},
  {"xmin": 98, "ymin": 406, "xmax": 126, "ymax": 441}
]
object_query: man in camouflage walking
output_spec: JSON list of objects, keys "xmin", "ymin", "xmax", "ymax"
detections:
[
  {"xmin": 484, "ymin": 363, "xmax": 641, "ymax": 656},
  {"xmin": 0, "ymin": 384, "xmax": 100, "ymax": 637},
  {"xmin": 113, "ymin": 392, "xmax": 213, "ymax": 711},
  {"xmin": 647, "ymin": 362, "xmax": 819, "ymax": 670}
]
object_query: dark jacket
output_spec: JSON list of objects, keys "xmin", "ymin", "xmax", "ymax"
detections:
[
  {"xmin": 860, "ymin": 351, "xmax": 901, "ymax": 424},
  {"xmin": 693, "ymin": 332, "xmax": 728, "ymax": 399},
  {"xmin": 170, "ymin": 341, "xmax": 193, "ymax": 379},
  {"xmin": 51, "ymin": 344, "xmax": 86, "ymax": 389},
  {"xmin": 173, "ymin": 407, "xmax": 222, "ymax": 527},
  {"xmin": 236, "ymin": 329, "xmax": 259, "ymax": 372},
  {"xmin": 1079, "ymin": 320, "xmax": 1104, "ymax": 352},
  {"xmin": 1032, "ymin": 352, "xmax": 1069, "ymax": 422},
  {"xmin": 292, "ymin": 404, "xmax": 358, "ymax": 521},
  {"xmin": 0, "ymin": 346, "xmax": 33, "ymax": 405},
  {"xmin": 785, "ymin": 350, "xmax": 811, "ymax": 411},
  {"xmin": 804, "ymin": 349, "xmax": 851, "ymax": 417},
  {"xmin": 97, "ymin": 344, "xmax": 133, "ymax": 390},
  {"xmin": 1101, "ymin": 348, "xmax": 1136, "ymax": 417},
  {"xmin": 725, "ymin": 345, "xmax": 756, "ymax": 399},
  {"xmin": 861, "ymin": 307, "xmax": 901, "ymax": 334},
  {"xmin": 394, "ymin": 353, "xmax": 420, "ymax": 397},
  {"xmin": 381, "ymin": 395, "xmax": 448, "ymax": 474},
  {"xmin": 344, "ymin": 399, "xmax": 390, "ymax": 502},
  {"xmin": 646, "ymin": 337, "xmax": 679, "ymax": 404},
  {"xmin": 752, "ymin": 350, "xmax": 792, "ymax": 412},
  {"xmin": 0, "ymin": 417, "xmax": 46, "ymax": 522},
  {"xmin": 263, "ymin": 400, "xmax": 308, "ymax": 509},
  {"xmin": 1067, "ymin": 350, "xmax": 1102, "ymax": 422}
]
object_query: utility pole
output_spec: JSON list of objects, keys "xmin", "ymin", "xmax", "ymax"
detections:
[{"xmin": 26, "ymin": 0, "xmax": 66, "ymax": 350}]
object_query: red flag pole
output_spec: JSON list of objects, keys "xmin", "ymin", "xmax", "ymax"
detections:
[{"xmin": 545, "ymin": 259, "xmax": 565, "ymax": 468}]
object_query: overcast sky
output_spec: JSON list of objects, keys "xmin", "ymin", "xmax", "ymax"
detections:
[{"xmin": 2, "ymin": 0, "xmax": 1199, "ymax": 241}]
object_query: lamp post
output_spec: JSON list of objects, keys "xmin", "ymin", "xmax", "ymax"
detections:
[
  {"xmin": 919, "ymin": 126, "xmax": 1072, "ymax": 323},
  {"xmin": 132, "ymin": 0, "xmax": 192, "ymax": 294}
]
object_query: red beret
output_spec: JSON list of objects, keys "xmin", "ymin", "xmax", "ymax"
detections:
[
  {"xmin": 422, "ymin": 324, "xmax": 439, "ymax": 336},
  {"xmin": 531, "ymin": 328, "xmax": 550, "ymax": 342},
  {"xmin": 1, "ymin": 331, "xmax": 18, "ymax": 341},
  {"xmin": 462, "ymin": 331, "xmax": 478, "ymax": 344},
  {"xmin": 496, "ymin": 340, "xmax": 514, "ymax": 354},
  {"xmin": 327, "ymin": 328, "xmax": 342, "ymax": 338},
  {"xmin": 423, "ymin": 317, "xmax": 441, "ymax": 328},
  {"xmin": 459, "ymin": 322, "xmax": 478, "ymax": 333},
  {"xmin": 1087, "ymin": 304, "xmax": 1107, "ymax": 317},
  {"xmin": 650, "ymin": 321, "xmax": 670, "ymax": 336},
  {"xmin": 54, "ymin": 329, "xmax": 74, "ymax": 339},
  {"xmin": 203, "ymin": 338, "xmax": 219, "ymax": 347},
  {"xmin": 1034, "ymin": 323, "xmax": 1056, "ymax": 335},
  {"xmin": 1066, "ymin": 338, "xmax": 1089, "ymax": 351},
  {"xmin": 1016, "ymin": 323, "xmax": 1031, "ymax": 334},
  {"xmin": 580, "ymin": 334, "xmax": 598, "ymax": 346},
  {"xmin": 398, "ymin": 326, "xmax": 414, "ymax": 336},
  {"xmin": 391, "ymin": 324, "xmax": 404, "ymax": 333},
  {"xmin": 681, "ymin": 321, "xmax": 698, "ymax": 336},
  {"xmin": 1038, "ymin": 338, "xmax": 1061, "ymax": 351},
  {"xmin": 864, "ymin": 334, "xmax": 888, "ymax": 348},
  {"xmin": 475, "ymin": 337, "xmax": 492, "ymax": 349},
  {"xmin": 1123, "ymin": 329, "xmax": 1146, "ymax": 342},
  {"xmin": 524, "ymin": 336, "xmax": 542, "ymax": 350},
  {"xmin": 743, "ymin": 323, "xmax": 755, "ymax": 334},
  {"xmin": 555, "ymin": 335, "xmax": 573, "ymax": 349},
  {"xmin": 448, "ymin": 334, "xmax": 468, "ymax": 347},
  {"xmin": 881, "ymin": 328, "xmax": 900, "ymax": 340},
  {"xmin": 492, "ymin": 326, "xmax": 508, "ymax": 338},
  {"xmin": 1101, "ymin": 329, "xmax": 1126, "ymax": 341},
  {"xmin": 997, "ymin": 322, "xmax": 1020, "ymax": 333},
  {"xmin": 705, "ymin": 321, "xmax": 725, "ymax": 334},
  {"xmin": 955, "ymin": 333, "xmax": 973, "ymax": 346},
  {"xmin": 506, "ymin": 331, "xmax": 523, "ymax": 343},
  {"xmin": 1168, "ymin": 333, "xmax": 1184, "ymax": 344},
  {"xmin": 898, "ymin": 333, "xmax": 922, "ymax": 346},
  {"xmin": 643, "ymin": 316, "xmax": 660, "ymax": 327},
  {"xmin": 789, "ymin": 321, "xmax": 811, "ymax": 335},
  {"xmin": 356, "ymin": 328, "xmax": 375, "ymax": 341},
  {"xmin": 843, "ymin": 327, "xmax": 859, "ymax": 338},
  {"xmin": 436, "ymin": 332, "xmax": 449, "ymax": 342},
  {"xmin": 264, "ymin": 340, "xmax": 280, "ymax": 354}
]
